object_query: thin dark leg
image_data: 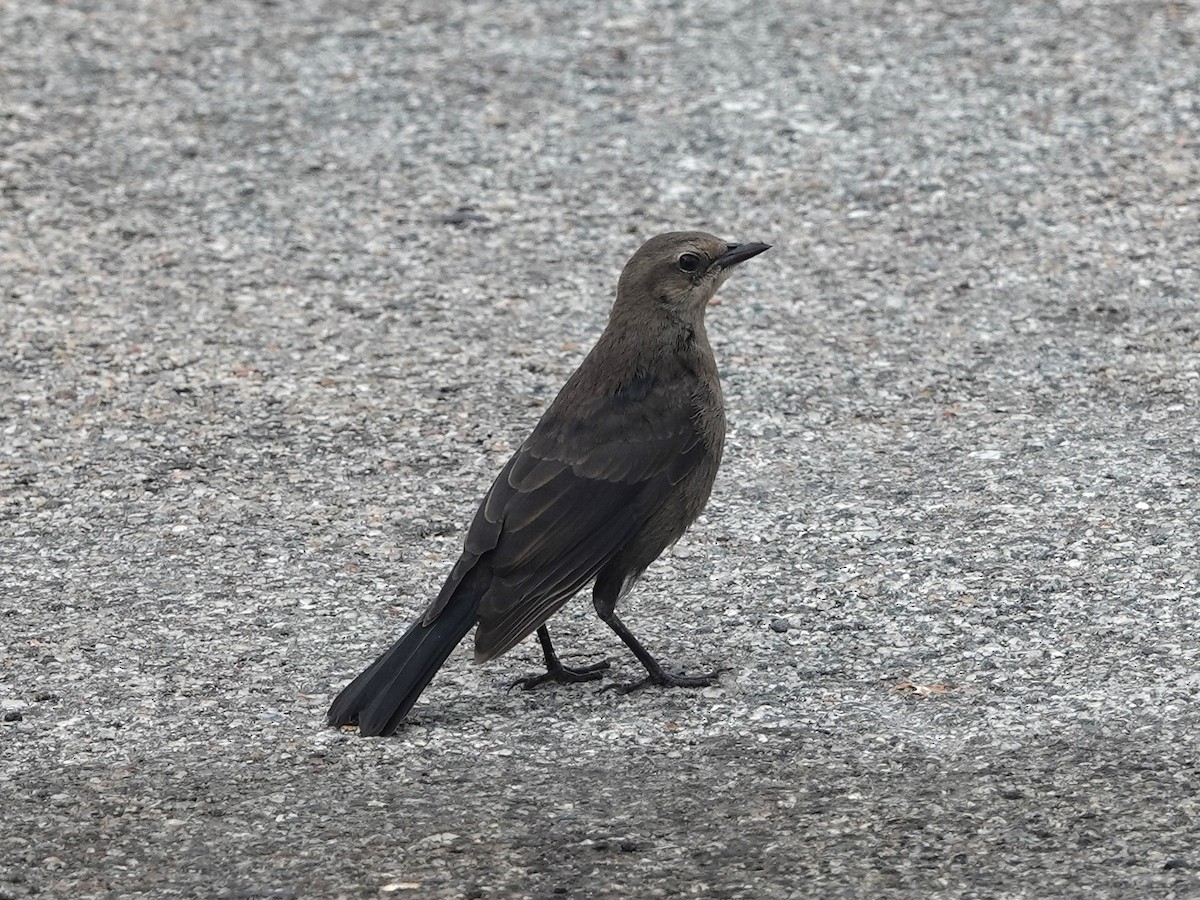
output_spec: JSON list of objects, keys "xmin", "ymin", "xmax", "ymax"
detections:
[
  {"xmin": 512, "ymin": 625, "xmax": 609, "ymax": 691},
  {"xmin": 592, "ymin": 575, "xmax": 725, "ymax": 694}
]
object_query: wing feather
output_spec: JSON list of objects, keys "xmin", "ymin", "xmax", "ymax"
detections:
[{"xmin": 472, "ymin": 429, "xmax": 708, "ymax": 660}]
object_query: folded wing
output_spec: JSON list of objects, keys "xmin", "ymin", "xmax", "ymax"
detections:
[{"xmin": 425, "ymin": 368, "xmax": 709, "ymax": 662}]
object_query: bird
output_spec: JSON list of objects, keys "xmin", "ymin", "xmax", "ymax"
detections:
[{"xmin": 327, "ymin": 231, "xmax": 770, "ymax": 735}]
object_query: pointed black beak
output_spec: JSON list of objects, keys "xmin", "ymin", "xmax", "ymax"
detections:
[{"xmin": 714, "ymin": 241, "xmax": 771, "ymax": 269}]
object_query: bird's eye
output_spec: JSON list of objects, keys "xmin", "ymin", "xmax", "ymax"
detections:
[{"xmin": 677, "ymin": 253, "xmax": 702, "ymax": 274}]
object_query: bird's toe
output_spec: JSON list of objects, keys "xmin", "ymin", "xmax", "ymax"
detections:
[{"xmin": 512, "ymin": 659, "xmax": 611, "ymax": 691}]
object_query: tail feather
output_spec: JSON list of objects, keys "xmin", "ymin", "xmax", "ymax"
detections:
[{"xmin": 327, "ymin": 586, "xmax": 481, "ymax": 736}]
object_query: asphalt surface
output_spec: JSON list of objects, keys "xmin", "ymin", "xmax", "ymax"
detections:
[{"xmin": 2, "ymin": 1, "xmax": 1198, "ymax": 898}]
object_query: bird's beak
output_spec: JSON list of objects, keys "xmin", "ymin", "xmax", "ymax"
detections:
[{"xmin": 714, "ymin": 241, "xmax": 771, "ymax": 269}]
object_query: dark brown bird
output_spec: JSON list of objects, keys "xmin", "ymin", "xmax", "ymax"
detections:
[{"xmin": 327, "ymin": 231, "xmax": 770, "ymax": 735}]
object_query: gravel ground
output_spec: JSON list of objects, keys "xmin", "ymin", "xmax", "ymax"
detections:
[{"xmin": 3, "ymin": 1, "xmax": 1199, "ymax": 898}]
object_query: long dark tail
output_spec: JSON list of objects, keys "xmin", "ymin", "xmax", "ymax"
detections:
[{"xmin": 327, "ymin": 580, "xmax": 481, "ymax": 736}]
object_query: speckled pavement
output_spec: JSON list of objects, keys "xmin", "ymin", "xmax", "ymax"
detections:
[{"xmin": 2, "ymin": 2, "xmax": 1198, "ymax": 898}]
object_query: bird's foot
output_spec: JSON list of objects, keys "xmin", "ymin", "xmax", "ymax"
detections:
[
  {"xmin": 512, "ymin": 659, "xmax": 610, "ymax": 691},
  {"xmin": 606, "ymin": 666, "xmax": 728, "ymax": 695}
]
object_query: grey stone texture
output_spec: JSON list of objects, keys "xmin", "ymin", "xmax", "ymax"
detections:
[{"xmin": 2, "ymin": 1, "xmax": 1197, "ymax": 898}]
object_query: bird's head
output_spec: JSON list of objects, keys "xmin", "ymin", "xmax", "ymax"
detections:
[{"xmin": 615, "ymin": 231, "xmax": 771, "ymax": 320}]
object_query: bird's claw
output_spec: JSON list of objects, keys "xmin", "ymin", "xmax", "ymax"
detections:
[
  {"xmin": 604, "ymin": 666, "xmax": 728, "ymax": 695},
  {"xmin": 511, "ymin": 659, "xmax": 611, "ymax": 691}
]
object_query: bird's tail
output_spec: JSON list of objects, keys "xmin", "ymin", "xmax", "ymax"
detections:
[{"xmin": 327, "ymin": 580, "xmax": 481, "ymax": 736}]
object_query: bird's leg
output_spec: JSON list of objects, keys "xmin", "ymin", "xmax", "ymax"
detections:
[
  {"xmin": 593, "ymin": 584, "xmax": 725, "ymax": 694},
  {"xmin": 512, "ymin": 625, "xmax": 609, "ymax": 691}
]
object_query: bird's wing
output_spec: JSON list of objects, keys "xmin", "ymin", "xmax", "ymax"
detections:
[{"xmin": 444, "ymin": 369, "xmax": 710, "ymax": 661}]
